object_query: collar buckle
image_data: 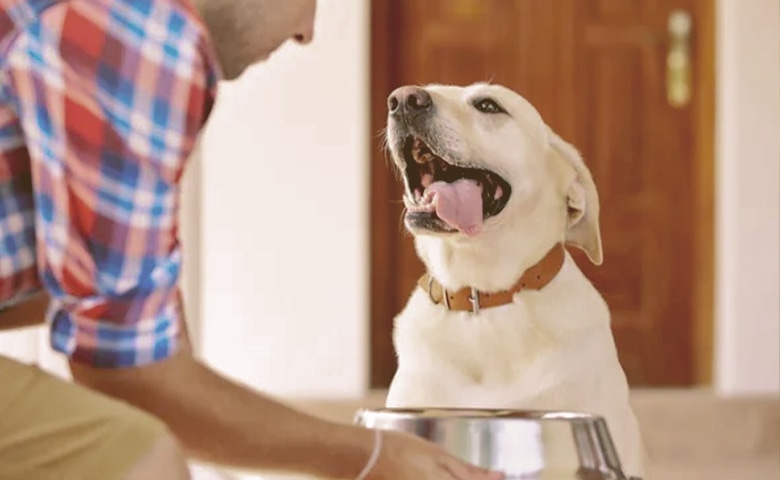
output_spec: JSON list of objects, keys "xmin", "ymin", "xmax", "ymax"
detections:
[
  {"xmin": 468, "ymin": 288, "xmax": 481, "ymax": 315},
  {"xmin": 428, "ymin": 275, "xmax": 452, "ymax": 310}
]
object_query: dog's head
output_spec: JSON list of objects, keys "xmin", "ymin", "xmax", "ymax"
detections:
[{"xmin": 385, "ymin": 83, "xmax": 602, "ymax": 288}]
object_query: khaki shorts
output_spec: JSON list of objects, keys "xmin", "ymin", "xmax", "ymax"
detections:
[{"xmin": 0, "ymin": 355, "xmax": 167, "ymax": 480}]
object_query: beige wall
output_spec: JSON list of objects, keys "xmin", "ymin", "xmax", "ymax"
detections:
[
  {"xmin": 713, "ymin": 0, "xmax": 779, "ymax": 395},
  {"xmin": 191, "ymin": 0, "xmax": 370, "ymax": 398}
]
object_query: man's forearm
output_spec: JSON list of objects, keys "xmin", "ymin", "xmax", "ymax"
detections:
[
  {"xmin": 0, "ymin": 290, "xmax": 48, "ymax": 331},
  {"xmin": 70, "ymin": 349, "xmax": 374, "ymax": 478}
]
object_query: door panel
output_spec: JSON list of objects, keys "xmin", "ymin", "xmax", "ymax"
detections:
[{"xmin": 369, "ymin": 0, "xmax": 713, "ymax": 388}]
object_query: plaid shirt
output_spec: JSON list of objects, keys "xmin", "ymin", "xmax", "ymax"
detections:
[{"xmin": 0, "ymin": 0, "xmax": 219, "ymax": 367}]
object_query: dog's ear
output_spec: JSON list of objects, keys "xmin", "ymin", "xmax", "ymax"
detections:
[{"xmin": 548, "ymin": 129, "xmax": 603, "ymax": 265}]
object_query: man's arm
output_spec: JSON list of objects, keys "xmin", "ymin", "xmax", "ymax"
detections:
[
  {"xmin": 0, "ymin": 291, "xmax": 48, "ymax": 331},
  {"xmin": 0, "ymin": 289, "xmax": 376, "ymax": 477},
  {"xmin": 70, "ymin": 316, "xmax": 375, "ymax": 478}
]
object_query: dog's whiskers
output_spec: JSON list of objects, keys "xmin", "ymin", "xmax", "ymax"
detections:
[{"xmin": 398, "ymin": 208, "xmax": 408, "ymax": 234}]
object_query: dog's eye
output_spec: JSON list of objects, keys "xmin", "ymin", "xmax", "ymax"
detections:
[{"xmin": 473, "ymin": 98, "xmax": 507, "ymax": 114}]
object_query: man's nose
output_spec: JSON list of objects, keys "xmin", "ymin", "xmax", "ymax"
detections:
[
  {"xmin": 387, "ymin": 86, "xmax": 433, "ymax": 115},
  {"xmin": 293, "ymin": 12, "xmax": 315, "ymax": 45},
  {"xmin": 293, "ymin": 28, "xmax": 314, "ymax": 44}
]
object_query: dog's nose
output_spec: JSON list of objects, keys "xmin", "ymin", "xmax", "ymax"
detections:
[{"xmin": 388, "ymin": 86, "xmax": 432, "ymax": 115}]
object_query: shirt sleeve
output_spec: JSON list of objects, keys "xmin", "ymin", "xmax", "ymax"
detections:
[{"xmin": 4, "ymin": 0, "xmax": 216, "ymax": 367}]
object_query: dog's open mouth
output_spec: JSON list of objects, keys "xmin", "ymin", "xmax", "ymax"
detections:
[{"xmin": 401, "ymin": 136, "xmax": 511, "ymax": 236}]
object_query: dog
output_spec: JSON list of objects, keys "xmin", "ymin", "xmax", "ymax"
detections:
[{"xmin": 382, "ymin": 82, "xmax": 649, "ymax": 479}]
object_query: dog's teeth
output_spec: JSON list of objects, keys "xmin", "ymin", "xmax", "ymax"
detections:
[
  {"xmin": 494, "ymin": 185, "xmax": 503, "ymax": 200},
  {"xmin": 411, "ymin": 139, "xmax": 423, "ymax": 163},
  {"xmin": 416, "ymin": 152, "xmax": 431, "ymax": 164},
  {"xmin": 408, "ymin": 201, "xmax": 436, "ymax": 213},
  {"xmin": 421, "ymin": 173, "xmax": 434, "ymax": 188}
]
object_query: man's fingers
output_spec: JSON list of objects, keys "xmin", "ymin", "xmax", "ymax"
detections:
[
  {"xmin": 441, "ymin": 455, "xmax": 504, "ymax": 480},
  {"xmin": 485, "ymin": 471, "xmax": 505, "ymax": 480}
]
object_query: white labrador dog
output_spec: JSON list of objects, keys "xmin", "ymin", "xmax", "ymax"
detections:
[{"xmin": 382, "ymin": 83, "xmax": 649, "ymax": 479}]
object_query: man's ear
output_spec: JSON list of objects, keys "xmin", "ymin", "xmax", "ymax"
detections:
[{"xmin": 548, "ymin": 128, "xmax": 603, "ymax": 265}]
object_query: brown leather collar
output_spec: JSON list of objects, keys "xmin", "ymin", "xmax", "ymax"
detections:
[{"xmin": 417, "ymin": 243, "xmax": 566, "ymax": 314}]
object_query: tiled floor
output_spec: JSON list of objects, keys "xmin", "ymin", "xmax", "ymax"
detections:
[{"xmin": 651, "ymin": 458, "xmax": 779, "ymax": 480}]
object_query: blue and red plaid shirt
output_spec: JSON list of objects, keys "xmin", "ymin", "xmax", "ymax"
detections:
[{"xmin": 0, "ymin": 0, "xmax": 220, "ymax": 367}]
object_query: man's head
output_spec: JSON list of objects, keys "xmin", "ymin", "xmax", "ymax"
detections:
[{"xmin": 194, "ymin": 0, "xmax": 317, "ymax": 80}]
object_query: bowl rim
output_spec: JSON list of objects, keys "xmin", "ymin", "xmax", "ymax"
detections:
[{"xmin": 354, "ymin": 407, "xmax": 605, "ymax": 422}]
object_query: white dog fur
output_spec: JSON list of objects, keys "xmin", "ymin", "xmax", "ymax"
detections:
[{"xmin": 383, "ymin": 83, "xmax": 649, "ymax": 478}]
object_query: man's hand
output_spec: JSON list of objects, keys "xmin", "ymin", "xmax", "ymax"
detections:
[{"xmin": 372, "ymin": 430, "xmax": 505, "ymax": 480}]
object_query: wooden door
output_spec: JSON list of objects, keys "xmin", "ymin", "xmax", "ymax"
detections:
[{"xmin": 369, "ymin": 0, "xmax": 715, "ymax": 388}]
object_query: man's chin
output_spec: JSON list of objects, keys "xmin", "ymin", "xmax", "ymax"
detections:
[
  {"xmin": 218, "ymin": 49, "xmax": 277, "ymax": 81},
  {"xmin": 217, "ymin": 62, "xmax": 248, "ymax": 82}
]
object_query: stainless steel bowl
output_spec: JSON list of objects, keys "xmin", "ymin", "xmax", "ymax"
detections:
[{"xmin": 354, "ymin": 408, "xmax": 642, "ymax": 480}]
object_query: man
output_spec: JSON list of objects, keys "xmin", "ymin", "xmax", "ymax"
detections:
[{"xmin": 0, "ymin": 0, "xmax": 505, "ymax": 479}]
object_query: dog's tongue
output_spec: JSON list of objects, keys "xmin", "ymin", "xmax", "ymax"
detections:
[{"xmin": 427, "ymin": 179, "xmax": 483, "ymax": 236}]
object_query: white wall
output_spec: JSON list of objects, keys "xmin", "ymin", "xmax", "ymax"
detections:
[
  {"xmin": 195, "ymin": 0, "xmax": 370, "ymax": 398},
  {"xmin": 713, "ymin": 0, "xmax": 780, "ymax": 395}
]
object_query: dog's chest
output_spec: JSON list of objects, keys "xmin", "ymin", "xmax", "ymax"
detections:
[{"xmin": 394, "ymin": 291, "xmax": 582, "ymax": 390}]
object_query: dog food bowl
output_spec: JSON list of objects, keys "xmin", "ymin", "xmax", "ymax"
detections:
[{"xmin": 354, "ymin": 408, "xmax": 642, "ymax": 480}]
